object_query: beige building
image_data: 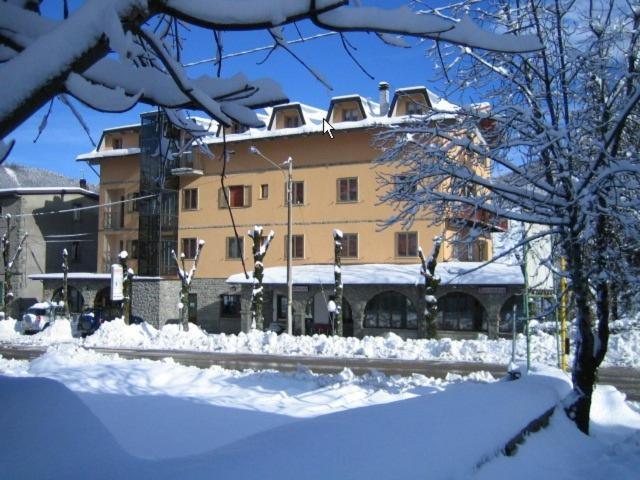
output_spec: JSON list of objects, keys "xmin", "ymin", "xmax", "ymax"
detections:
[{"xmin": 78, "ymin": 84, "xmax": 522, "ymax": 338}]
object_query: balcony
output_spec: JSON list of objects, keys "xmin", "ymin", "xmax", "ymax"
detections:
[
  {"xmin": 451, "ymin": 205, "xmax": 508, "ymax": 232},
  {"xmin": 103, "ymin": 209, "xmax": 123, "ymax": 230},
  {"xmin": 170, "ymin": 151, "xmax": 203, "ymax": 176}
]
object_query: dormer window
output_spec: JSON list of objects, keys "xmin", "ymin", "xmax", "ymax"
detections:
[
  {"xmin": 111, "ymin": 137, "xmax": 122, "ymax": 149},
  {"xmin": 406, "ymin": 102, "xmax": 425, "ymax": 116},
  {"xmin": 342, "ymin": 108, "xmax": 360, "ymax": 122},
  {"xmin": 231, "ymin": 123, "xmax": 248, "ymax": 134},
  {"xmin": 285, "ymin": 116, "xmax": 301, "ymax": 128}
]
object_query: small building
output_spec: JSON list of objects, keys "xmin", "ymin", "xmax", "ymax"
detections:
[{"xmin": 0, "ymin": 164, "xmax": 99, "ymax": 316}]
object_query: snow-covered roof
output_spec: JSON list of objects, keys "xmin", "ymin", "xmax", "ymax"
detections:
[
  {"xmin": 0, "ymin": 187, "xmax": 98, "ymax": 199},
  {"xmin": 76, "ymin": 86, "xmax": 461, "ymax": 159},
  {"xmin": 0, "ymin": 164, "xmax": 96, "ymax": 191},
  {"xmin": 76, "ymin": 147, "xmax": 141, "ymax": 162},
  {"xmin": 227, "ymin": 262, "xmax": 523, "ymax": 286}
]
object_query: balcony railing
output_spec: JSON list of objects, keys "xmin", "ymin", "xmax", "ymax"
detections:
[
  {"xmin": 452, "ymin": 205, "xmax": 508, "ymax": 232},
  {"xmin": 170, "ymin": 151, "xmax": 203, "ymax": 176}
]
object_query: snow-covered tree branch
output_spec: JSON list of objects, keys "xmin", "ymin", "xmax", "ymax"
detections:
[{"xmin": 0, "ymin": 0, "xmax": 542, "ymax": 160}]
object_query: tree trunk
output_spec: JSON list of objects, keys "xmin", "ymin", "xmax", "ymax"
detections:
[
  {"xmin": 249, "ymin": 228, "xmax": 274, "ymax": 331},
  {"xmin": 418, "ymin": 237, "xmax": 442, "ymax": 339},
  {"xmin": 333, "ymin": 230, "xmax": 343, "ymax": 337},
  {"xmin": 62, "ymin": 249, "xmax": 70, "ymax": 318}
]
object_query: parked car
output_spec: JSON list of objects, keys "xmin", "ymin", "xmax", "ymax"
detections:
[
  {"xmin": 22, "ymin": 302, "xmax": 65, "ymax": 334},
  {"xmin": 77, "ymin": 308, "xmax": 111, "ymax": 337}
]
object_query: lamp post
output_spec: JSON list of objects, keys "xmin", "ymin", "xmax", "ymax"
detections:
[{"xmin": 249, "ymin": 146, "xmax": 294, "ymax": 335}]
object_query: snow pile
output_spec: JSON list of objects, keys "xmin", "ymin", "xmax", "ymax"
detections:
[
  {"xmin": 0, "ymin": 318, "xmax": 22, "ymax": 339},
  {"xmin": 34, "ymin": 319, "xmax": 74, "ymax": 343},
  {"xmin": 2, "ymin": 318, "xmax": 639, "ymax": 368},
  {"xmin": 83, "ymin": 318, "xmax": 215, "ymax": 350}
]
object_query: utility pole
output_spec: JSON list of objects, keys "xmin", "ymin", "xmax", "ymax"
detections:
[{"xmin": 286, "ymin": 157, "xmax": 293, "ymax": 335}]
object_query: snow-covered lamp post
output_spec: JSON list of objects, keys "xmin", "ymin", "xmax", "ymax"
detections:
[
  {"xmin": 61, "ymin": 248, "xmax": 70, "ymax": 318},
  {"xmin": 1, "ymin": 214, "xmax": 27, "ymax": 319},
  {"xmin": 119, "ymin": 251, "xmax": 134, "ymax": 325},
  {"xmin": 248, "ymin": 226, "xmax": 275, "ymax": 330},
  {"xmin": 418, "ymin": 236, "xmax": 442, "ymax": 339},
  {"xmin": 249, "ymin": 146, "xmax": 294, "ymax": 335},
  {"xmin": 172, "ymin": 239, "xmax": 205, "ymax": 332},
  {"xmin": 332, "ymin": 229, "xmax": 343, "ymax": 336}
]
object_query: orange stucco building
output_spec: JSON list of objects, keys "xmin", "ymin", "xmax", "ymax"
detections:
[{"xmin": 78, "ymin": 84, "xmax": 523, "ymax": 339}]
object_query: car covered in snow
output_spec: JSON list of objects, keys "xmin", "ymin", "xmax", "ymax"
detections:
[
  {"xmin": 21, "ymin": 302, "xmax": 66, "ymax": 333},
  {"xmin": 77, "ymin": 309, "xmax": 144, "ymax": 337}
]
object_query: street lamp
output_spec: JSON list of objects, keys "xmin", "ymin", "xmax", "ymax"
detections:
[{"xmin": 249, "ymin": 146, "xmax": 294, "ymax": 335}]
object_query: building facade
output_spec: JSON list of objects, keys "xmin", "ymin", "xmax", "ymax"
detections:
[
  {"xmin": 78, "ymin": 84, "xmax": 523, "ymax": 338},
  {"xmin": 0, "ymin": 165, "xmax": 99, "ymax": 316}
]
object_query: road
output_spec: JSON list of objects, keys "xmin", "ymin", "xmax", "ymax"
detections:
[{"xmin": 1, "ymin": 344, "xmax": 638, "ymax": 401}]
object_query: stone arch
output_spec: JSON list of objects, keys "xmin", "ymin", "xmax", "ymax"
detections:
[
  {"xmin": 304, "ymin": 292, "xmax": 354, "ymax": 336},
  {"xmin": 437, "ymin": 292, "xmax": 488, "ymax": 332},
  {"xmin": 94, "ymin": 286, "xmax": 120, "ymax": 319},
  {"xmin": 364, "ymin": 291, "xmax": 418, "ymax": 330},
  {"xmin": 499, "ymin": 294, "xmax": 525, "ymax": 333},
  {"xmin": 51, "ymin": 285, "xmax": 85, "ymax": 313}
]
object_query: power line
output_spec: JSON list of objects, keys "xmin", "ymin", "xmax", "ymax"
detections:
[{"xmin": 11, "ymin": 193, "xmax": 158, "ymax": 219}]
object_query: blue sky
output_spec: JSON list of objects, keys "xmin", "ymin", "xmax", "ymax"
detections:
[{"xmin": 7, "ymin": 1, "xmax": 467, "ymax": 182}]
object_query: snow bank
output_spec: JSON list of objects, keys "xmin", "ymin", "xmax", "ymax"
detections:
[{"xmin": 2, "ymin": 317, "xmax": 639, "ymax": 368}]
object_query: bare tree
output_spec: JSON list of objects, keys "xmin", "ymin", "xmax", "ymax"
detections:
[
  {"xmin": 61, "ymin": 248, "xmax": 70, "ymax": 318},
  {"xmin": 0, "ymin": 0, "xmax": 542, "ymax": 163},
  {"xmin": 1, "ymin": 214, "xmax": 27, "ymax": 319},
  {"xmin": 376, "ymin": 0, "xmax": 640, "ymax": 434},
  {"xmin": 248, "ymin": 226, "xmax": 275, "ymax": 331},
  {"xmin": 332, "ymin": 229, "xmax": 344, "ymax": 336},
  {"xmin": 119, "ymin": 250, "xmax": 134, "ymax": 325},
  {"xmin": 171, "ymin": 239, "xmax": 204, "ymax": 331},
  {"xmin": 418, "ymin": 236, "xmax": 442, "ymax": 339}
]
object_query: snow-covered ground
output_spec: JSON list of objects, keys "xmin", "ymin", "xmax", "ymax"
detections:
[
  {"xmin": 0, "ymin": 346, "xmax": 638, "ymax": 479},
  {"xmin": 1, "ymin": 315, "xmax": 639, "ymax": 367}
]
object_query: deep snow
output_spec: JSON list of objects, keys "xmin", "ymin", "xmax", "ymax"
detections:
[{"xmin": 0, "ymin": 345, "xmax": 638, "ymax": 479}]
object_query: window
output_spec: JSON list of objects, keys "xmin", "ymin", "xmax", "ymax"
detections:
[
  {"xmin": 219, "ymin": 185, "xmax": 251, "ymax": 208},
  {"xmin": 342, "ymin": 108, "xmax": 360, "ymax": 121},
  {"xmin": 221, "ymin": 294, "xmax": 241, "ymax": 317},
  {"xmin": 71, "ymin": 241, "xmax": 80, "ymax": 262},
  {"xmin": 231, "ymin": 122, "xmax": 248, "ymax": 134},
  {"xmin": 342, "ymin": 233, "xmax": 358, "ymax": 258},
  {"xmin": 226, "ymin": 236, "xmax": 244, "ymax": 259},
  {"xmin": 477, "ymin": 240, "xmax": 488, "ymax": 262},
  {"xmin": 119, "ymin": 240, "xmax": 125, "ymax": 254},
  {"xmin": 337, "ymin": 177, "xmax": 358, "ymax": 202},
  {"xmin": 285, "ymin": 235, "xmax": 304, "ymax": 259},
  {"xmin": 406, "ymin": 102, "xmax": 425, "ymax": 115},
  {"xmin": 285, "ymin": 116, "xmax": 301, "ymax": 128},
  {"xmin": 364, "ymin": 292, "xmax": 417, "ymax": 329},
  {"xmin": 127, "ymin": 192, "xmax": 140, "ymax": 213},
  {"xmin": 290, "ymin": 181, "xmax": 304, "ymax": 205},
  {"xmin": 129, "ymin": 240, "xmax": 138, "ymax": 259},
  {"xmin": 277, "ymin": 295, "xmax": 287, "ymax": 319},
  {"xmin": 396, "ymin": 232, "xmax": 418, "ymax": 257},
  {"xmin": 260, "ymin": 184, "xmax": 269, "ymax": 199},
  {"xmin": 394, "ymin": 175, "xmax": 417, "ymax": 195},
  {"xmin": 183, "ymin": 188, "xmax": 198, "ymax": 210},
  {"xmin": 72, "ymin": 203, "xmax": 81, "ymax": 222},
  {"xmin": 438, "ymin": 293, "xmax": 487, "ymax": 331},
  {"xmin": 182, "ymin": 238, "xmax": 197, "ymax": 259},
  {"xmin": 111, "ymin": 137, "xmax": 122, "ymax": 149}
]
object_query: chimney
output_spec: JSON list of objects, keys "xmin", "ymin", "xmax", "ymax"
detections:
[
  {"xmin": 379, "ymin": 81, "xmax": 390, "ymax": 116},
  {"xmin": 79, "ymin": 178, "xmax": 87, "ymax": 189}
]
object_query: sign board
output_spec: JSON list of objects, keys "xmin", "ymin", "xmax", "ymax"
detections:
[
  {"xmin": 111, "ymin": 264, "xmax": 124, "ymax": 301},
  {"xmin": 292, "ymin": 285, "xmax": 309, "ymax": 293}
]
